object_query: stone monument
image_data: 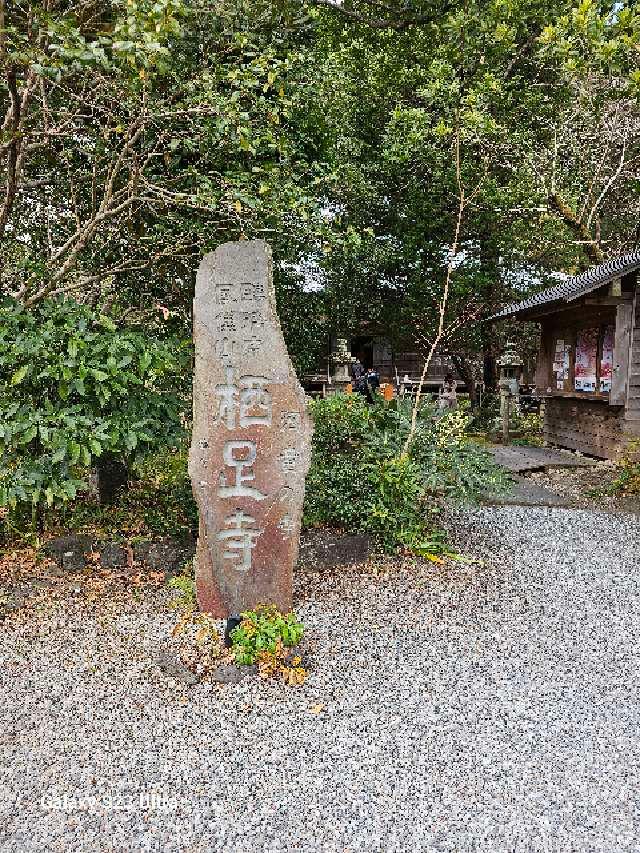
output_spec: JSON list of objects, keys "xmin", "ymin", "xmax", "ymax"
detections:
[{"xmin": 189, "ymin": 240, "xmax": 313, "ymax": 617}]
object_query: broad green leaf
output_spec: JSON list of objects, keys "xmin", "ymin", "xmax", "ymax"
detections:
[{"xmin": 11, "ymin": 366, "xmax": 29, "ymax": 385}]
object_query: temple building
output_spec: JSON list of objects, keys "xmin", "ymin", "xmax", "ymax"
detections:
[{"xmin": 494, "ymin": 252, "xmax": 640, "ymax": 459}]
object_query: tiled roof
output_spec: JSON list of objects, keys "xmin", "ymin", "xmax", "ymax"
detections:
[{"xmin": 493, "ymin": 252, "xmax": 640, "ymax": 320}]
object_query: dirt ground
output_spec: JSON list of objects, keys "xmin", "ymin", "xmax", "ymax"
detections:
[{"xmin": 524, "ymin": 463, "xmax": 640, "ymax": 515}]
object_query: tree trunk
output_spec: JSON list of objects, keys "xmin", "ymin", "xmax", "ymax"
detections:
[
  {"xmin": 96, "ymin": 453, "xmax": 129, "ymax": 505},
  {"xmin": 451, "ymin": 354, "xmax": 477, "ymax": 405},
  {"xmin": 479, "ymin": 229, "xmax": 500, "ymax": 392},
  {"xmin": 482, "ymin": 331, "xmax": 497, "ymax": 392}
]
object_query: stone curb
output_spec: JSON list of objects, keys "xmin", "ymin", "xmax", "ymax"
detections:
[{"xmin": 41, "ymin": 535, "xmax": 195, "ymax": 576}]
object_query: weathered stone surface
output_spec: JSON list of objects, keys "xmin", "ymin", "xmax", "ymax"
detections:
[
  {"xmin": 43, "ymin": 535, "xmax": 93, "ymax": 571},
  {"xmin": 209, "ymin": 663, "xmax": 257, "ymax": 684},
  {"xmin": 189, "ymin": 240, "xmax": 313, "ymax": 617},
  {"xmin": 0, "ymin": 587, "xmax": 29, "ymax": 621},
  {"xmin": 99, "ymin": 542, "xmax": 129, "ymax": 569},
  {"xmin": 300, "ymin": 532, "xmax": 372, "ymax": 568},
  {"xmin": 133, "ymin": 538, "xmax": 195, "ymax": 577},
  {"xmin": 155, "ymin": 650, "xmax": 200, "ymax": 686}
]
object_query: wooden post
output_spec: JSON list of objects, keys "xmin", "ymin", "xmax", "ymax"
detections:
[
  {"xmin": 611, "ymin": 302, "xmax": 632, "ymax": 405},
  {"xmin": 535, "ymin": 323, "xmax": 554, "ymax": 393}
]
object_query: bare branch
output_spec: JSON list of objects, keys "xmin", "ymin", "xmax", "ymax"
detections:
[
  {"xmin": 586, "ymin": 130, "xmax": 628, "ymax": 229},
  {"xmin": 402, "ymin": 122, "xmax": 475, "ymax": 455}
]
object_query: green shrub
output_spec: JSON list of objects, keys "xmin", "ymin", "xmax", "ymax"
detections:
[
  {"xmin": 168, "ymin": 573, "xmax": 197, "ymax": 611},
  {"xmin": 303, "ymin": 394, "xmax": 508, "ymax": 552},
  {"xmin": 412, "ymin": 407, "xmax": 512, "ymax": 502},
  {"xmin": 509, "ymin": 411, "xmax": 543, "ymax": 446},
  {"xmin": 604, "ymin": 440, "xmax": 640, "ymax": 495},
  {"xmin": 470, "ymin": 392, "xmax": 501, "ymax": 431},
  {"xmin": 58, "ymin": 443, "xmax": 198, "ymax": 539},
  {"xmin": 230, "ymin": 605, "xmax": 304, "ymax": 666},
  {"xmin": 0, "ymin": 297, "xmax": 190, "ymax": 524}
]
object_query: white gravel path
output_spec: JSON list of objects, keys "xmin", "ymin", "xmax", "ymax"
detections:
[{"xmin": 1, "ymin": 506, "xmax": 640, "ymax": 853}]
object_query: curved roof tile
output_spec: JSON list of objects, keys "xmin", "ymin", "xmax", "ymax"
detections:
[{"xmin": 493, "ymin": 251, "xmax": 640, "ymax": 320}]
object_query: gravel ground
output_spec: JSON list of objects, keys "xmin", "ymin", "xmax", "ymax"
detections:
[{"xmin": 1, "ymin": 506, "xmax": 640, "ymax": 853}]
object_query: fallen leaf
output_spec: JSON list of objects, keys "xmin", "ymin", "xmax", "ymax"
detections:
[
  {"xmin": 172, "ymin": 619, "xmax": 187, "ymax": 637},
  {"xmin": 195, "ymin": 626, "xmax": 209, "ymax": 645},
  {"xmin": 309, "ymin": 703, "xmax": 324, "ymax": 714}
]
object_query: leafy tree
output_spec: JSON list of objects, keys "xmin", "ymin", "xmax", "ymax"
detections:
[
  {"xmin": 301, "ymin": 0, "xmax": 640, "ymax": 388},
  {"xmin": 0, "ymin": 0, "xmax": 329, "ymax": 318},
  {"xmin": 0, "ymin": 298, "xmax": 188, "ymax": 524}
]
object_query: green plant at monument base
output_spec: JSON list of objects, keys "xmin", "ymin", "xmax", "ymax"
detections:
[
  {"xmin": 168, "ymin": 572, "xmax": 226, "ymax": 677},
  {"xmin": 167, "ymin": 594, "xmax": 307, "ymax": 686},
  {"xmin": 303, "ymin": 394, "xmax": 509, "ymax": 555},
  {"xmin": 230, "ymin": 605, "xmax": 307, "ymax": 685},
  {"xmin": 0, "ymin": 298, "xmax": 189, "ymax": 532},
  {"xmin": 168, "ymin": 574, "xmax": 197, "ymax": 612}
]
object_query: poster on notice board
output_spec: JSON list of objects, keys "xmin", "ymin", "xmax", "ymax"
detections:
[
  {"xmin": 575, "ymin": 328, "xmax": 598, "ymax": 392},
  {"xmin": 600, "ymin": 326, "xmax": 614, "ymax": 393},
  {"xmin": 553, "ymin": 338, "xmax": 571, "ymax": 390}
]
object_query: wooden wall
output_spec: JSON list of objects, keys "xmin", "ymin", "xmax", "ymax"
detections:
[
  {"xmin": 525, "ymin": 270, "xmax": 640, "ymax": 458},
  {"xmin": 544, "ymin": 397, "xmax": 627, "ymax": 459},
  {"xmin": 625, "ymin": 291, "xmax": 640, "ymax": 425}
]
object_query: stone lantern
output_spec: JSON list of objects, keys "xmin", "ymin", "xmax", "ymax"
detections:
[
  {"xmin": 497, "ymin": 341, "xmax": 523, "ymax": 443},
  {"xmin": 329, "ymin": 338, "xmax": 355, "ymax": 394}
]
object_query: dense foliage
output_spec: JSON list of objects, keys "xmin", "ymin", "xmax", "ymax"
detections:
[
  {"xmin": 0, "ymin": 298, "xmax": 188, "ymax": 516},
  {"xmin": 311, "ymin": 0, "xmax": 640, "ymax": 387},
  {"xmin": 59, "ymin": 445, "xmax": 198, "ymax": 539},
  {"xmin": 303, "ymin": 394, "xmax": 509, "ymax": 552},
  {"xmin": 1, "ymin": 1, "xmax": 639, "ymax": 544}
]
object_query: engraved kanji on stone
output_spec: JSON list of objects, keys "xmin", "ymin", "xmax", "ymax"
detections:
[
  {"xmin": 214, "ymin": 368, "xmax": 239, "ymax": 429},
  {"xmin": 218, "ymin": 441, "xmax": 266, "ymax": 501},
  {"xmin": 240, "ymin": 283, "xmax": 255, "ymax": 301},
  {"xmin": 215, "ymin": 337, "xmax": 236, "ymax": 362},
  {"xmin": 214, "ymin": 368, "xmax": 272, "ymax": 429},
  {"xmin": 242, "ymin": 337, "xmax": 262, "ymax": 356},
  {"xmin": 279, "ymin": 448, "xmax": 301, "ymax": 473},
  {"xmin": 216, "ymin": 510, "xmax": 262, "ymax": 572},
  {"xmin": 216, "ymin": 284, "xmax": 235, "ymax": 305},
  {"xmin": 241, "ymin": 311, "xmax": 264, "ymax": 334},
  {"xmin": 220, "ymin": 313, "xmax": 236, "ymax": 333},
  {"xmin": 190, "ymin": 240, "xmax": 314, "ymax": 617},
  {"xmin": 279, "ymin": 485, "xmax": 294, "ymax": 502},
  {"xmin": 240, "ymin": 376, "xmax": 272, "ymax": 427},
  {"xmin": 277, "ymin": 515, "xmax": 295, "ymax": 536},
  {"xmin": 280, "ymin": 411, "xmax": 301, "ymax": 430}
]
